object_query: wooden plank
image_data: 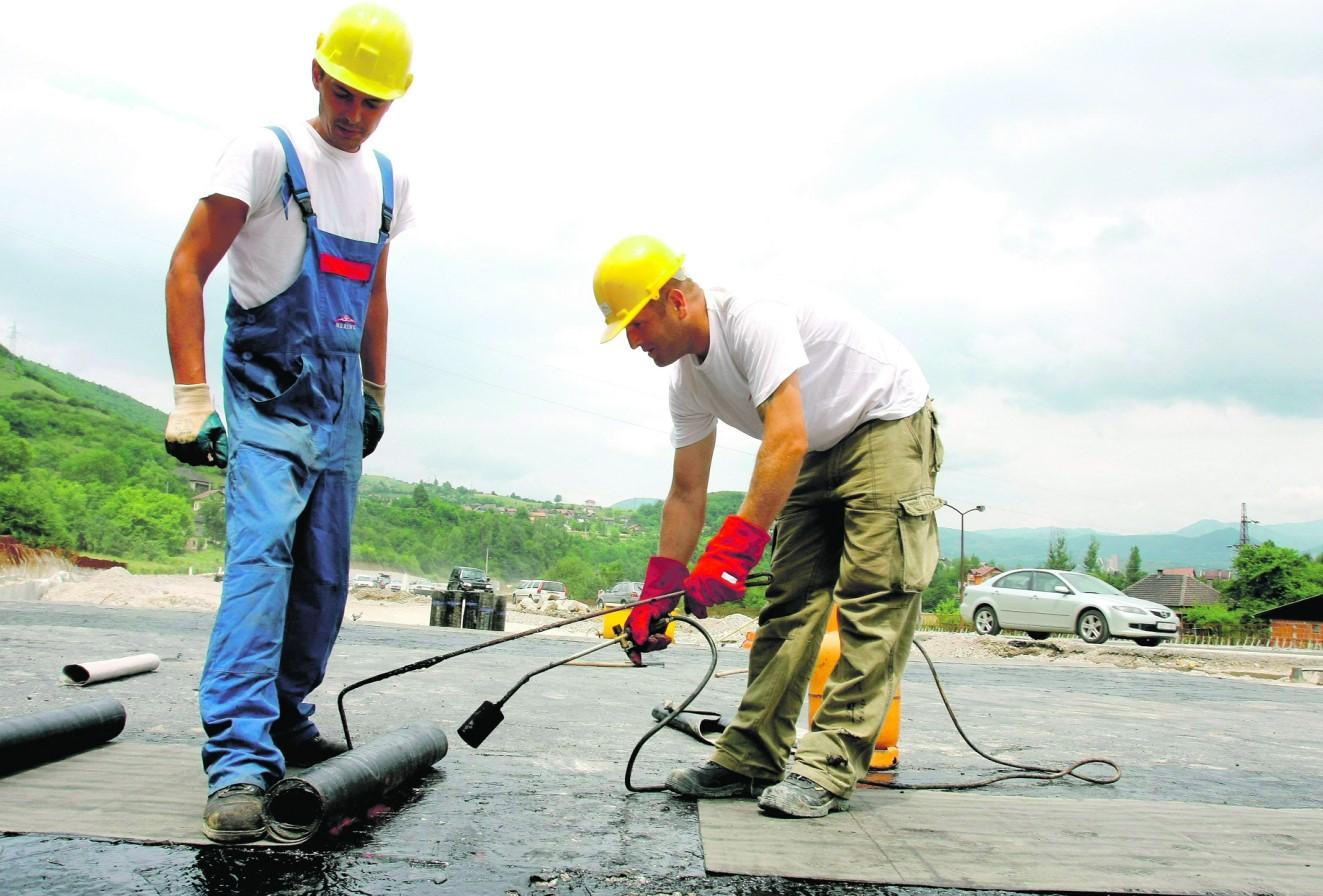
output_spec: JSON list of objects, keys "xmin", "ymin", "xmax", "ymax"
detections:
[
  {"xmin": 0, "ymin": 742, "xmax": 286, "ymax": 847},
  {"xmin": 701, "ymin": 788, "xmax": 1323, "ymax": 895}
]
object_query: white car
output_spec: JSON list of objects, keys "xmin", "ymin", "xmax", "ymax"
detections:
[
  {"xmin": 596, "ymin": 581, "xmax": 643, "ymax": 608},
  {"xmin": 960, "ymin": 568, "xmax": 1181, "ymax": 646},
  {"xmin": 511, "ymin": 579, "xmax": 568, "ymax": 607}
]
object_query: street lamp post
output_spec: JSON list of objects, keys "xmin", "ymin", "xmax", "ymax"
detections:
[{"xmin": 942, "ymin": 501, "xmax": 986, "ymax": 599}]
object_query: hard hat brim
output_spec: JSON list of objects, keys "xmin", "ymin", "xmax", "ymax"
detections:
[{"xmin": 599, "ymin": 293, "xmax": 655, "ymax": 344}]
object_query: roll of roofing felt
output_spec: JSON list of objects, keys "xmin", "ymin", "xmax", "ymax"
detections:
[
  {"xmin": 0, "ymin": 698, "xmax": 127, "ymax": 774},
  {"xmin": 263, "ymin": 722, "xmax": 448, "ymax": 844},
  {"xmin": 61, "ymin": 653, "xmax": 161, "ymax": 686}
]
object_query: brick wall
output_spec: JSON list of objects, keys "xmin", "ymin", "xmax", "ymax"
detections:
[{"xmin": 1270, "ymin": 619, "xmax": 1323, "ymax": 648}]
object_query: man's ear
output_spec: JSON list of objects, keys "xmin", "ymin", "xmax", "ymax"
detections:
[
  {"xmin": 312, "ymin": 60, "xmax": 324, "ymax": 89},
  {"xmin": 663, "ymin": 285, "xmax": 687, "ymax": 317}
]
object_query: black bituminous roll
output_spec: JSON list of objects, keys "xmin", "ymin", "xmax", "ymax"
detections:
[
  {"xmin": 0, "ymin": 698, "xmax": 127, "ymax": 774},
  {"xmin": 263, "ymin": 722, "xmax": 448, "ymax": 844},
  {"xmin": 492, "ymin": 595, "xmax": 507, "ymax": 632}
]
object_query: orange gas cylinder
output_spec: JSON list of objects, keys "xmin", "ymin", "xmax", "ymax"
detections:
[{"xmin": 807, "ymin": 606, "xmax": 901, "ymax": 770}]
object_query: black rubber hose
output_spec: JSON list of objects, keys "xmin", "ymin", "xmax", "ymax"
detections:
[
  {"xmin": 0, "ymin": 698, "xmax": 127, "ymax": 775},
  {"xmin": 263, "ymin": 722, "xmax": 449, "ymax": 844},
  {"xmin": 624, "ymin": 615, "xmax": 719, "ymax": 792}
]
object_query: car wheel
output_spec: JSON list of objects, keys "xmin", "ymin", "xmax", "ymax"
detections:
[
  {"xmin": 1135, "ymin": 637, "xmax": 1161, "ymax": 647},
  {"xmin": 1077, "ymin": 610, "xmax": 1110, "ymax": 644},
  {"xmin": 973, "ymin": 605, "xmax": 1001, "ymax": 636},
  {"xmin": 1027, "ymin": 631, "xmax": 1050, "ymax": 641}
]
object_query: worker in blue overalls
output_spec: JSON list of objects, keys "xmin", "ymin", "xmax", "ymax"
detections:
[{"xmin": 163, "ymin": 4, "xmax": 416, "ymax": 843}]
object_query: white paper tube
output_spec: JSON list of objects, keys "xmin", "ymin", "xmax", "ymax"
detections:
[{"xmin": 61, "ymin": 653, "xmax": 161, "ymax": 686}]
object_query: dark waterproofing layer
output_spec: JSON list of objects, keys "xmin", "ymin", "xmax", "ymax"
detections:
[
  {"xmin": 264, "ymin": 722, "xmax": 448, "ymax": 844},
  {"xmin": 0, "ymin": 698, "xmax": 126, "ymax": 774}
]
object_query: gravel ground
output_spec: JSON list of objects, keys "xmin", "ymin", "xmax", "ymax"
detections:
[
  {"xmin": 2, "ymin": 569, "xmax": 1321, "ymax": 895},
  {"xmin": 19, "ymin": 567, "xmax": 1321, "ymax": 683}
]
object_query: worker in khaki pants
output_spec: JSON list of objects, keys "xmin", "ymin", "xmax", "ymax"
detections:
[
  {"xmin": 593, "ymin": 235, "xmax": 942, "ymax": 818},
  {"xmin": 717, "ymin": 409, "xmax": 939, "ymax": 800}
]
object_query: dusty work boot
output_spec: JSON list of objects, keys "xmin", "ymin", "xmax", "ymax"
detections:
[
  {"xmin": 666, "ymin": 760, "xmax": 777, "ymax": 799},
  {"xmin": 757, "ymin": 773, "xmax": 850, "ymax": 818},
  {"xmin": 278, "ymin": 733, "xmax": 349, "ymax": 767},
  {"xmin": 202, "ymin": 783, "xmax": 266, "ymax": 843}
]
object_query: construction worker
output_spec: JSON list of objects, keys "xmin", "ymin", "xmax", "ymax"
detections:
[
  {"xmin": 163, "ymin": 4, "xmax": 415, "ymax": 843},
  {"xmin": 594, "ymin": 236, "xmax": 942, "ymax": 818}
]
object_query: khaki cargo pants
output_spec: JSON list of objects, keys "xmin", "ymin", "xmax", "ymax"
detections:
[{"xmin": 711, "ymin": 400, "xmax": 942, "ymax": 797}]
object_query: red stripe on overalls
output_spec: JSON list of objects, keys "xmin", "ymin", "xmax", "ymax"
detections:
[{"xmin": 319, "ymin": 253, "xmax": 372, "ymax": 282}]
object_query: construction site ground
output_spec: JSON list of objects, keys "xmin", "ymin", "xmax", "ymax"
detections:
[{"xmin": 1, "ymin": 569, "xmax": 1321, "ymax": 895}]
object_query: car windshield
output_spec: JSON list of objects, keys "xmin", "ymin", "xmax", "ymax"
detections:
[
  {"xmin": 458, "ymin": 568, "xmax": 485, "ymax": 580},
  {"xmin": 1062, "ymin": 572, "xmax": 1125, "ymax": 595}
]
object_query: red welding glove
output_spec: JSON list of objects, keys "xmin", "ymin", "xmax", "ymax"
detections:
[
  {"xmin": 623, "ymin": 556, "xmax": 688, "ymax": 666},
  {"xmin": 683, "ymin": 515, "xmax": 770, "ymax": 619}
]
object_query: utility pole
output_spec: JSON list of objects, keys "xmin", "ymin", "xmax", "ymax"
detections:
[{"xmin": 1238, "ymin": 502, "xmax": 1258, "ymax": 549}]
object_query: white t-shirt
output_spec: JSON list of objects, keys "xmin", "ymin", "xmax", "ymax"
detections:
[
  {"xmin": 669, "ymin": 290, "xmax": 930, "ymax": 452},
  {"xmin": 204, "ymin": 121, "xmax": 415, "ymax": 309}
]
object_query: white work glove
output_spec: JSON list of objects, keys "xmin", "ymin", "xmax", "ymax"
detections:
[
  {"xmin": 164, "ymin": 384, "xmax": 228, "ymax": 468},
  {"xmin": 362, "ymin": 379, "xmax": 386, "ymax": 457}
]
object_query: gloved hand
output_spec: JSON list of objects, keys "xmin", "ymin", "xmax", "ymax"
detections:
[
  {"xmin": 363, "ymin": 379, "xmax": 385, "ymax": 458},
  {"xmin": 684, "ymin": 515, "xmax": 769, "ymax": 619},
  {"xmin": 164, "ymin": 383, "xmax": 228, "ymax": 469},
  {"xmin": 623, "ymin": 556, "xmax": 688, "ymax": 666}
]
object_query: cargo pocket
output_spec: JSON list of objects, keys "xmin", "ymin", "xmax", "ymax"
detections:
[{"xmin": 897, "ymin": 491, "xmax": 942, "ymax": 593}]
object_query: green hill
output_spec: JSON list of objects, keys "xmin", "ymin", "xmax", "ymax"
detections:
[{"xmin": 0, "ymin": 343, "xmax": 206, "ymax": 562}]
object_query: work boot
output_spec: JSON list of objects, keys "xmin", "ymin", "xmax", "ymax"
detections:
[
  {"xmin": 757, "ymin": 773, "xmax": 850, "ymax": 818},
  {"xmin": 278, "ymin": 734, "xmax": 349, "ymax": 767},
  {"xmin": 665, "ymin": 760, "xmax": 777, "ymax": 799},
  {"xmin": 202, "ymin": 783, "xmax": 266, "ymax": 843}
]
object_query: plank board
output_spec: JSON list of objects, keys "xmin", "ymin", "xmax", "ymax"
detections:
[
  {"xmin": 700, "ymin": 788, "xmax": 1323, "ymax": 895},
  {"xmin": 0, "ymin": 742, "xmax": 287, "ymax": 847}
]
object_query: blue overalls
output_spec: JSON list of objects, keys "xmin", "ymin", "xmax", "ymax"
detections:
[{"xmin": 199, "ymin": 127, "xmax": 393, "ymax": 792}]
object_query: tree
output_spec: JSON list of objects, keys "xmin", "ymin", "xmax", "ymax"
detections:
[
  {"xmin": 1125, "ymin": 546, "xmax": 1143, "ymax": 585},
  {"xmin": 1226, "ymin": 541, "xmax": 1323, "ymax": 616},
  {"xmin": 1082, "ymin": 537, "xmax": 1101, "ymax": 575},
  {"xmin": 0, "ymin": 418, "xmax": 32, "ymax": 477},
  {"xmin": 1044, "ymin": 533, "xmax": 1073, "ymax": 570},
  {"xmin": 554, "ymin": 494, "xmax": 562, "ymax": 504},
  {"xmin": 0, "ymin": 475, "xmax": 71, "ymax": 547}
]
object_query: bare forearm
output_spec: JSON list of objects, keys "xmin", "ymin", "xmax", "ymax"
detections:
[
  {"xmin": 361, "ymin": 247, "xmax": 390, "ymax": 383},
  {"xmin": 165, "ymin": 265, "xmax": 208, "ymax": 384},
  {"xmin": 737, "ymin": 437, "xmax": 806, "ymax": 530},
  {"xmin": 361, "ymin": 297, "xmax": 388, "ymax": 383},
  {"xmin": 659, "ymin": 485, "xmax": 707, "ymax": 564}
]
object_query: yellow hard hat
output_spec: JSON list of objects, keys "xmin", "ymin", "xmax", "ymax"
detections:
[
  {"xmin": 315, "ymin": 3, "xmax": 414, "ymax": 100},
  {"xmin": 593, "ymin": 235, "xmax": 686, "ymax": 343}
]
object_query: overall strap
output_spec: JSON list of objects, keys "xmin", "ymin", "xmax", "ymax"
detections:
[
  {"xmin": 267, "ymin": 126, "xmax": 314, "ymax": 220},
  {"xmin": 373, "ymin": 149, "xmax": 394, "ymax": 237}
]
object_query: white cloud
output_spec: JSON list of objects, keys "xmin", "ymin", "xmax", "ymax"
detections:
[{"xmin": 1, "ymin": 0, "xmax": 1319, "ymax": 534}]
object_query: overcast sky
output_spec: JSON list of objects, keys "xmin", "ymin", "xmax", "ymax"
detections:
[{"xmin": 2, "ymin": 1, "xmax": 1320, "ymax": 535}]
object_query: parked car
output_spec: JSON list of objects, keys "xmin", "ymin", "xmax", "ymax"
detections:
[
  {"xmin": 448, "ymin": 566, "xmax": 494, "ymax": 593},
  {"xmin": 596, "ymin": 581, "xmax": 644, "ymax": 608},
  {"xmin": 352, "ymin": 574, "xmax": 375, "ymax": 589},
  {"xmin": 408, "ymin": 580, "xmax": 434, "ymax": 595},
  {"xmin": 512, "ymin": 579, "xmax": 568, "ymax": 605},
  {"xmin": 960, "ymin": 568, "xmax": 1180, "ymax": 646}
]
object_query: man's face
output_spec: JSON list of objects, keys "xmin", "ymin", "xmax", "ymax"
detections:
[
  {"xmin": 312, "ymin": 64, "xmax": 392, "ymax": 153},
  {"xmin": 625, "ymin": 296, "xmax": 686, "ymax": 367}
]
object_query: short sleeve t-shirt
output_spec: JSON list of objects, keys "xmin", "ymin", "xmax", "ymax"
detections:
[
  {"xmin": 669, "ymin": 290, "xmax": 930, "ymax": 452},
  {"xmin": 204, "ymin": 121, "xmax": 415, "ymax": 309}
]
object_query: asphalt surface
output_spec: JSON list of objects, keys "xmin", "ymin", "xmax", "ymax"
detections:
[{"xmin": 1, "ymin": 599, "xmax": 1320, "ymax": 896}]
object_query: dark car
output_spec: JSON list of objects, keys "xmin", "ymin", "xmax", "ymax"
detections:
[{"xmin": 448, "ymin": 566, "xmax": 494, "ymax": 593}]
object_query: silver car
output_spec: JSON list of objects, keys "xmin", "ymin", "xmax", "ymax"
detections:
[{"xmin": 959, "ymin": 568, "xmax": 1180, "ymax": 646}]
